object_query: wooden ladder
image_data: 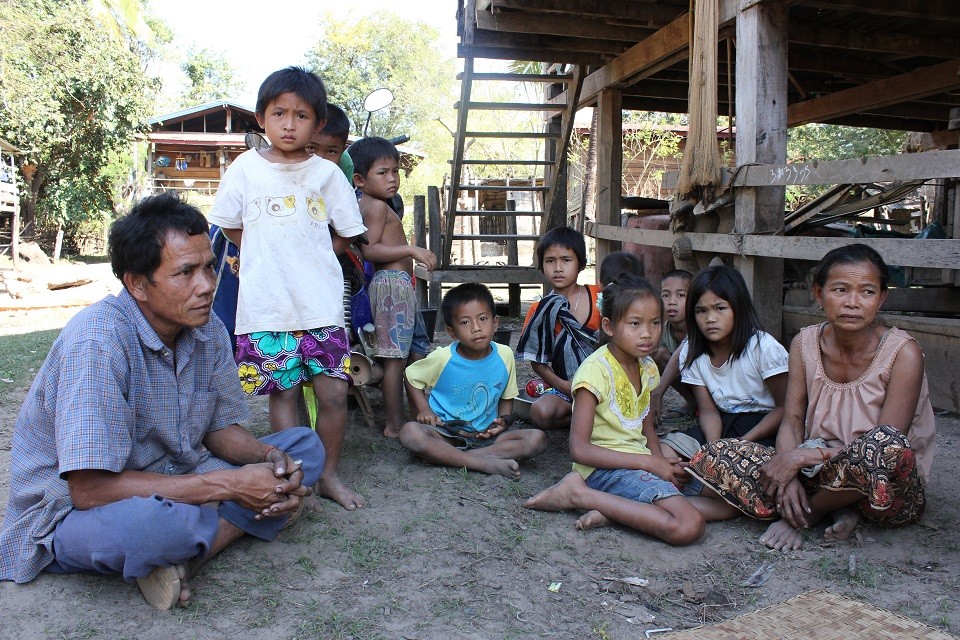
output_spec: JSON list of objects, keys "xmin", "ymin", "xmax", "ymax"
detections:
[{"xmin": 423, "ymin": 58, "xmax": 583, "ymax": 315}]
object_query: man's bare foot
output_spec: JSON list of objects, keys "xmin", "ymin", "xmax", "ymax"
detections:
[
  {"xmin": 760, "ymin": 519, "xmax": 804, "ymax": 551},
  {"xmin": 317, "ymin": 474, "xmax": 365, "ymax": 510},
  {"xmin": 824, "ymin": 508, "xmax": 860, "ymax": 542},
  {"xmin": 137, "ymin": 564, "xmax": 190, "ymax": 610},
  {"xmin": 523, "ymin": 472, "xmax": 586, "ymax": 512},
  {"xmin": 481, "ymin": 458, "xmax": 521, "ymax": 480},
  {"xmin": 575, "ymin": 510, "xmax": 611, "ymax": 531}
]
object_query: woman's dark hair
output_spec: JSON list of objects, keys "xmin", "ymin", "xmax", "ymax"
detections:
[
  {"xmin": 813, "ymin": 243, "xmax": 890, "ymax": 291},
  {"xmin": 109, "ymin": 193, "xmax": 209, "ymax": 282},
  {"xmin": 535, "ymin": 226, "xmax": 587, "ymax": 272},
  {"xmin": 600, "ymin": 273, "xmax": 663, "ymax": 327},
  {"xmin": 441, "ymin": 282, "xmax": 496, "ymax": 328},
  {"xmin": 598, "ymin": 250, "xmax": 644, "ymax": 285},
  {"xmin": 347, "ymin": 136, "xmax": 400, "ymax": 179},
  {"xmin": 256, "ymin": 66, "xmax": 327, "ymax": 123},
  {"xmin": 683, "ymin": 265, "xmax": 762, "ymax": 369}
]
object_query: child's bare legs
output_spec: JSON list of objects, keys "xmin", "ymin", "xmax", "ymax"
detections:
[
  {"xmin": 529, "ymin": 394, "xmax": 572, "ymax": 430},
  {"xmin": 760, "ymin": 487, "xmax": 862, "ymax": 551},
  {"xmin": 405, "ymin": 352, "xmax": 425, "ymax": 419},
  {"xmin": 688, "ymin": 485, "xmax": 740, "ymax": 522},
  {"xmin": 398, "ymin": 422, "xmax": 547, "ymax": 480},
  {"xmin": 524, "ymin": 472, "xmax": 706, "ymax": 545},
  {"xmin": 310, "ymin": 373, "xmax": 364, "ymax": 510},
  {"xmin": 379, "ymin": 357, "xmax": 406, "ymax": 438},
  {"xmin": 267, "ymin": 386, "xmax": 302, "ymax": 431}
]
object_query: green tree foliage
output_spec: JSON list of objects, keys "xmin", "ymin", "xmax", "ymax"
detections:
[
  {"xmin": 180, "ymin": 48, "xmax": 241, "ymax": 105},
  {"xmin": 786, "ymin": 123, "xmax": 906, "ymax": 205},
  {"xmin": 0, "ymin": 0, "xmax": 158, "ymax": 237},
  {"xmin": 304, "ymin": 11, "xmax": 457, "ymax": 199}
]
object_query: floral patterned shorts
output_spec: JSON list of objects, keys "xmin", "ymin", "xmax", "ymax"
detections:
[{"xmin": 235, "ymin": 327, "xmax": 350, "ymax": 395}]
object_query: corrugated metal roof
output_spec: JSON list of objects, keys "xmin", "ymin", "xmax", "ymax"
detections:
[{"xmin": 148, "ymin": 100, "xmax": 256, "ymax": 126}]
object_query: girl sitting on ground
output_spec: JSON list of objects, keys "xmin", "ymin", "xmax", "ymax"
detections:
[
  {"xmin": 659, "ymin": 265, "xmax": 789, "ymax": 460},
  {"xmin": 524, "ymin": 274, "xmax": 736, "ymax": 544}
]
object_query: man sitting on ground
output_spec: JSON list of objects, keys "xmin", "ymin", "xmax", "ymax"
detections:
[{"xmin": 0, "ymin": 193, "xmax": 325, "ymax": 610}]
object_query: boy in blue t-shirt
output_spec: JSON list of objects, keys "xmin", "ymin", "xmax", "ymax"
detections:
[{"xmin": 399, "ymin": 284, "xmax": 547, "ymax": 479}]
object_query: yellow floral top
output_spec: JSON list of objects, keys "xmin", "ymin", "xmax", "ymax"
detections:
[{"xmin": 571, "ymin": 345, "xmax": 660, "ymax": 478}]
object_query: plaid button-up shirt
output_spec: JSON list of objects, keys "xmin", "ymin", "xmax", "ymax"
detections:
[{"xmin": 0, "ymin": 289, "xmax": 249, "ymax": 583}]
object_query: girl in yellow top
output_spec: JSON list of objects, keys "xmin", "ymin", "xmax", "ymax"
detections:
[{"xmin": 524, "ymin": 275, "xmax": 736, "ymax": 544}]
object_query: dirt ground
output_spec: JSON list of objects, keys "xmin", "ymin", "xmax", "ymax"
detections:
[{"xmin": 0, "ymin": 258, "xmax": 958, "ymax": 640}]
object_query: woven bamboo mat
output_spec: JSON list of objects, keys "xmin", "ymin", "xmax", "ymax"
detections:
[{"xmin": 659, "ymin": 590, "xmax": 958, "ymax": 640}]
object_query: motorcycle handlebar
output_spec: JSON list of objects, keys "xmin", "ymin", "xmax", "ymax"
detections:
[{"xmin": 389, "ymin": 134, "xmax": 410, "ymax": 145}]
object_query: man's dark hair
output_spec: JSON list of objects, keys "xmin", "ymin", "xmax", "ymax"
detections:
[
  {"xmin": 441, "ymin": 283, "xmax": 496, "ymax": 328},
  {"xmin": 599, "ymin": 250, "xmax": 644, "ymax": 285},
  {"xmin": 109, "ymin": 193, "xmax": 209, "ymax": 282},
  {"xmin": 535, "ymin": 226, "xmax": 587, "ymax": 272},
  {"xmin": 348, "ymin": 136, "xmax": 399, "ymax": 179},
  {"xmin": 255, "ymin": 66, "xmax": 327, "ymax": 123},
  {"xmin": 320, "ymin": 104, "xmax": 351, "ymax": 142}
]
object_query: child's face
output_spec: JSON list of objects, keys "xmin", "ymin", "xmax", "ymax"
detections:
[
  {"xmin": 355, "ymin": 157, "xmax": 400, "ymax": 200},
  {"xmin": 541, "ymin": 244, "xmax": 580, "ymax": 291},
  {"xmin": 306, "ymin": 133, "xmax": 347, "ymax": 165},
  {"xmin": 445, "ymin": 299, "xmax": 498, "ymax": 360},
  {"xmin": 660, "ymin": 276, "xmax": 689, "ymax": 324},
  {"xmin": 602, "ymin": 295, "xmax": 662, "ymax": 361},
  {"xmin": 693, "ymin": 290, "xmax": 735, "ymax": 346},
  {"xmin": 256, "ymin": 92, "xmax": 324, "ymax": 160}
]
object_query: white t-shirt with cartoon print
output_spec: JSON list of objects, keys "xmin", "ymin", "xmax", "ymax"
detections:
[{"xmin": 208, "ymin": 150, "xmax": 366, "ymax": 334}]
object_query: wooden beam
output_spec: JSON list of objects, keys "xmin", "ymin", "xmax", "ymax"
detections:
[
  {"xmin": 457, "ymin": 44, "xmax": 606, "ymax": 66},
  {"xmin": 476, "ymin": 8, "xmax": 657, "ymax": 42},
  {"xmin": 790, "ymin": 22, "xmax": 960, "ymax": 59},
  {"xmin": 586, "ymin": 222, "xmax": 960, "ymax": 269},
  {"xmin": 788, "ymin": 60, "xmax": 960, "ymax": 127},
  {"xmin": 543, "ymin": 66, "xmax": 585, "ymax": 231},
  {"xmin": 468, "ymin": 27, "xmax": 632, "ymax": 56},
  {"xmin": 595, "ymin": 88, "xmax": 622, "ymax": 271},
  {"xmin": 735, "ymin": 1, "xmax": 788, "ymax": 339},
  {"xmin": 488, "ymin": 0, "xmax": 685, "ymax": 26},
  {"xmin": 796, "ymin": 1, "xmax": 960, "ymax": 22}
]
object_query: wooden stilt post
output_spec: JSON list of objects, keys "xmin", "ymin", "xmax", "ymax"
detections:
[
  {"xmin": 734, "ymin": 3, "xmax": 788, "ymax": 339},
  {"xmin": 595, "ymin": 88, "xmax": 623, "ymax": 273}
]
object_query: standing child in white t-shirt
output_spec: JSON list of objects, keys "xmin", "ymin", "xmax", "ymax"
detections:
[
  {"xmin": 207, "ymin": 67, "xmax": 368, "ymax": 511},
  {"xmin": 661, "ymin": 265, "xmax": 788, "ymax": 459}
]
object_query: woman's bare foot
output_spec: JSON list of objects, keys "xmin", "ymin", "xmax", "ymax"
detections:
[
  {"xmin": 575, "ymin": 510, "xmax": 611, "ymax": 530},
  {"xmin": 317, "ymin": 474, "xmax": 365, "ymax": 510},
  {"xmin": 137, "ymin": 564, "xmax": 190, "ymax": 610},
  {"xmin": 383, "ymin": 424, "xmax": 402, "ymax": 439},
  {"xmin": 523, "ymin": 472, "xmax": 587, "ymax": 512},
  {"xmin": 759, "ymin": 519, "xmax": 804, "ymax": 551},
  {"xmin": 481, "ymin": 458, "xmax": 521, "ymax": 480},
  {"xmin": 824, "ymin": 508, "xmax": 860, "ymax": 542}
]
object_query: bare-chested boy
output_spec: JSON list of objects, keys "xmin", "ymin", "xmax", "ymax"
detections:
[{"xmin": 348, "ymin": 136, "xmax": 437, "ymax": 437}]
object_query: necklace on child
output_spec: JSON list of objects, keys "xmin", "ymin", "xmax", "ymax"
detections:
[{"xmin": 570, "ymin": 285, "xmax": 583, "ymax": 316}]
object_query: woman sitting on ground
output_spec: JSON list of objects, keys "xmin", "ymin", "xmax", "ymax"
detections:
[{"xmin": 687, "ymin": 243, "xmax": 936, "ymax": 551}]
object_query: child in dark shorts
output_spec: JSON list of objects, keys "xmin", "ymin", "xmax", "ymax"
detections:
[{"xmin": 398, "ymin": 284, "xmax": 547, "ymax": 479}]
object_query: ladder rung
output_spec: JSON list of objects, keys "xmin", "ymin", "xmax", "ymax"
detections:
[
  {"xmin": 453, "ymin": 159, "xmax": 552, "ymax": 166},
  {"xmin": 465, "ymin": 131, "xmax": 560, "ymax": 139},
  {"xmin": 456, "ymin": 101, "xmax": 564, "ymax": 112},
  {"xmin": 456, "ymin": 184, "xmax": 548, "ymax": 191},
  {"xmin": 461, "ymin": 72, "xmax": 574, "ymax": 83},
  {"xmin": 454, "ymin": 209, "xmax": 542, "ymax": 216},
  {"xmin": 452, "ymin": 234, "xmax": 541, "ymax": 241}
]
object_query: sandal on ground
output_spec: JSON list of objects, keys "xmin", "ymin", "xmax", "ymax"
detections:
[{"xmin": 136, "ymin": 564, "xmax": 186, "ymax": 610}]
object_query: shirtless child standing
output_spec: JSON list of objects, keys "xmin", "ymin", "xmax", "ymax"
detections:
[{"xmin": 348, "ymin": 136, "xmax": 437, "ymax": 437}]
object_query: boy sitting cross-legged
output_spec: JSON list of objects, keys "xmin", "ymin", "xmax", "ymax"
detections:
[
  {"xmin": 399, "ymin": 283, "xmax": 548, "ymax": 479},
  {"xmin": 349, "ymin": 136, "xmax": 438, "ymax": 437}
]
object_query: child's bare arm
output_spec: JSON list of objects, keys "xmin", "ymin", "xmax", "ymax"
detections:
[
  {"xmin": 568, "ymin": 389, "xmax": 677, "ymax": 480},
  {"xmin": 359, "ymin": 198, "xmax": 437, "ymax": 268},
  {"xmin": 330, "ymin": 231, "xmax": 360, "ymax": 256},
  {"xmin": 220, "ymin": 228, "xmax": 243, "ymax": 249},
  {"xmin": 530, "ymin": 362, "xmax": 571, "ymax": 395},
  {"xmin": 404, "ymin": 377, "xmax": 440, "ymax": 425},
  {"xmin": 650, "ymin": 348, "xmax": 682, "ymax": 424},
  {"xmin": 693, "ymin": 385, "xmax": 723, "ymax": 441}
]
